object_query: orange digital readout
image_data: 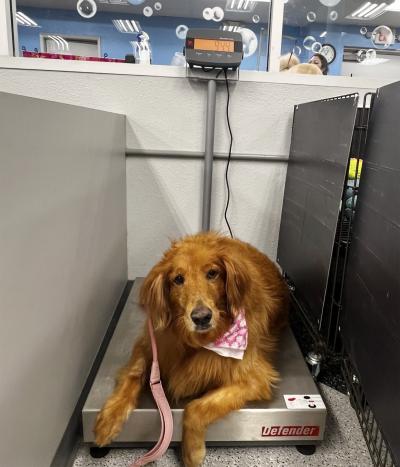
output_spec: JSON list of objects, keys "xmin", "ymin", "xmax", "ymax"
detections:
[{"xmin": 194, "ymin": 38, "xmax": 234, "ymax": 53}]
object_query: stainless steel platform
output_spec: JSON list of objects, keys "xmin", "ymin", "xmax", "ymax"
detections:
[{"xmin": 83, "ymin": 279, "xmax": 326, "ymax": 446}]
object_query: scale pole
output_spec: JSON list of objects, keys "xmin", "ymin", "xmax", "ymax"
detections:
[{"xmin": 202, "ymin": 78, "xmax": 217, "ymax": 231}]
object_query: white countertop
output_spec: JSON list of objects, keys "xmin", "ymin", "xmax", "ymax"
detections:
[{"xmin": 0, "ymin": 56, "xmax": 395, "ymax": 89}]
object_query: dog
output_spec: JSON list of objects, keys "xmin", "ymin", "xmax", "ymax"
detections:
[
  {"xmin": 94, "ymin": 232, "xmax": 289, "ymax": 467},
  {"xmin": 280, "ymin": 53, "xmax": 322, "ymax": 75},
  {"xmin": 280, "ymin": 52, "xmax": 300, "ymax": 71}
]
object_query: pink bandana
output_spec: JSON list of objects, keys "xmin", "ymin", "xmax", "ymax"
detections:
[{"xmin": 203, "ymin": 310, "xmax": 248, "ymax": 360}]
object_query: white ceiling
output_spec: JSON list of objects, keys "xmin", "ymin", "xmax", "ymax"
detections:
[{"xmin": 17, "ymin": 0, "xmax": 400, "ymax": 27}]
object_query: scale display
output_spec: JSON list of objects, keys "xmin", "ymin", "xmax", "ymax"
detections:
[
  {"xmin": 194, "ymin": 38, "xmax": 234, "ymax": 53},
  {"xmin": 184, "ymin": 28, "xmax": 243, "ymax": 70}
]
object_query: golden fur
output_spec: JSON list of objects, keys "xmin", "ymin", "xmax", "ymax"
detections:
[
  {"xmin": 288, "ymin": 63, "xmax": 322, "ymax": 75},
  {"xmin": 280, "ymin": 53, "xmax": 322, "ymax": 75},
  {"xmin": 94, "ymin": 232, "xmax": 289, "ymax": 466},
  {"xmin": 280, "ymin": 52, "xmax": 300, "ymax": 71}
]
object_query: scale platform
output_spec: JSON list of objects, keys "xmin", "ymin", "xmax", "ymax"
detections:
[{"xmin": 83, "ymin": 279, "xmax": 326, "ymax": 446}]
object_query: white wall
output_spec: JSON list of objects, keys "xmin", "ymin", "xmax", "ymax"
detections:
[
  {"xmin": 0, "ymin": 92, "xmax": 126, "ymax": 467},
  {"xmin": 342, "ymin": 55, "xmax": 400, "ymax": 79},
  {"xmin": 0, "ymin": 66, "xmax": 379, "ymax": 278}
]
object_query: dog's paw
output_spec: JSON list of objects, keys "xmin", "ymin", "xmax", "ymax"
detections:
[
  {"xmin": 182, "ymin": 444, "xmax": 205, "ymax": 467},
  {"xmin": 182, "ymin": 426, "xmax": 206, "ymax": 467},
  {"xmin": 93, "ymin": 399, "xmax": 131, "ymax": 447}
]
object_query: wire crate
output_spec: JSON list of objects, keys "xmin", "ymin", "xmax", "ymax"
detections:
[
  {"xmin": 289, "ymin": 93, "xmax": 374, "ymax": 359},
  {"xmin": 343, "ymin": 358, "xmax": 396, "ymax": 467},
  {"xmin": 282, "ymin": 92, "xmax": 399, "ymax": 467}
]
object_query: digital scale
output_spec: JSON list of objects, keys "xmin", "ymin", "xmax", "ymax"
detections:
[
  {"xmin": 83, "ymin": 280, "xmax": 326, "ymax": 451},
  {"xmin": 184, "ymin": 29, "xmax": 243, "ymax": 71},
  {"xmin": 82, "ymin": 29, "xmax": 326, "ymax": 456}
]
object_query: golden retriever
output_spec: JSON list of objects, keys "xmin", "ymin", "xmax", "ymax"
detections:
[
  {"xmin": 280, "ymin": 53, "xmax": 322, "ymax": 75},
  {"xmin": 94, "ymin": 232, "xmax": 289, "ymax": 467}
]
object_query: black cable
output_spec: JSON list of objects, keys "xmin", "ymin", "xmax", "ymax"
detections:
[
  {"xmin": 216, "ymin": 68, "xmax": 224, "ymax": 79},
  {"xmin": 223, "ymin": 68, "xmax": 234, "ymax": 238}
]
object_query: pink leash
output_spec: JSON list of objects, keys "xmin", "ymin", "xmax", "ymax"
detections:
[{"xmin": 129, "ymin": 319, "xmax": 174, "ymax": 466}]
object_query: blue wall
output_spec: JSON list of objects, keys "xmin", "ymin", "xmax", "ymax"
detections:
[
  {"xmin": 281, "ymin": 25, "xmax": 307, "ymax": 59},
  {"xmin": 18, "ymin": 7, "xmax": 269, "ymax": 70}
]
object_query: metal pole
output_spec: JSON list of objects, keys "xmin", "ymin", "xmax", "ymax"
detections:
[
  {"xmin": 257, "ymin": 27, "xmax": 264, "ymax": 71},
  {"xmin": 125, "ymin": 150, "xmax": 288, "ymax": 162},
  {"xmin": 202, "ymin": 79, "xmax": 216, "ymax": 231}
]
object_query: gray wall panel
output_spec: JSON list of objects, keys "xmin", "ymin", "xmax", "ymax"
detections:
[
  {"xmin": 0, "ymin": 92, "xmax": 127, "ymax": 467},
  {"xmin": 277, "ymin": 95, "xmax": 358, "ymax": 320}
]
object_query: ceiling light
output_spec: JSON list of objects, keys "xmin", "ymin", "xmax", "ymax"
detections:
[
  {"xmin": 112, "ymin": 19, "xmax": 141, "ymax": 33},
  {"xmin": 320, "ymin": 31, "xmax": 327, "ymax": 38},
  {"xmin": 57, "ymin": 36, "xmax": 69, "ymax": 50},
  {"xmin": 47, "ymin": 35, "xmax": 70, "ymax": 51},
  {"xmin": 351, "ymin": 2, "xmax": 372, "ymax": 16},
  {"xmin": 221, "ymin": 21, "xmax": 242, "ymax": 32},
  {"xmin": 347, "ymin": 2, "xmax": 388, "ymax": 19},
  {"xmin": 357, "ymin": 3, "xmax": 379, "ymax": 16},
  {"xmin": 16, "ymin": 11, "xmax": 39, "ymax": 27},
  {"xmin": 222, "ymin": 25, "xmax": 240, "ymax": 31},
  {"xmin": 226, "ymin": 0, "xmax": 257, "ymax": 12},
  {"xmin": 364, "ymin": 2, "xmax": 388, "ymax": 16}
]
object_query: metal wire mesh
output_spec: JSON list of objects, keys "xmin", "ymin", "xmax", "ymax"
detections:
[
  {"xmin": 317, "ymin": 100, "xmax": 369, "ymax": 355},
  {"xmin": 288, "ymin": 93, "xmax": 374, "ymax": 357},
  {"xmin": 342, "ymin": 358, "xmax": 396, "ymax": 467}
]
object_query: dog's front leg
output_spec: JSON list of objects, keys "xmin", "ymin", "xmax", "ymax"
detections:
[
  {"xmin": 182, "ymin": 384, "xmax": 257, "ymax": 467},
  {"xmin": 94, "ymin": 335, "xmax": 149, "ymax": 446}
]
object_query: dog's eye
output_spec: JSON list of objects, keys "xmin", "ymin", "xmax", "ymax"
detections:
[
  {"xmin": 206, "ymin": 269, "xmax": 218, "ymax": 280},
  {"xmin": 173, "ymin": 274, "xmax": 185, "ymax": 285}
]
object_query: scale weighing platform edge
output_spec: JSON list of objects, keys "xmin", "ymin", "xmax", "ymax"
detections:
[{"xmin": 82, "ymin": 279, "xmax": 326, "ymax": 447}]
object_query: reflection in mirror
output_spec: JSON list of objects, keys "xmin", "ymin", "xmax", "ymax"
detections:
[
  {"xmin": 15, "ymin": 0, "xmax": 270, "ymax": 70},
  {"xmin": 281, "ymin": 0, "xmax": 400, "ymax": 77}
]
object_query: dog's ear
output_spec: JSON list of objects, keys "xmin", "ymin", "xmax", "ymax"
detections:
[
  {"xmin": 139, "ymin": 263, "xmax": 170, "ymax": 330},
  {"xmin": 221, "ymin": 254, "xmax": 250, "ymax": 316}
]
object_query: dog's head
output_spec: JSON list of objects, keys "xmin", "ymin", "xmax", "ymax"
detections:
[{"xmin": 139, "ymin": 234, "xmax": 249, "ymax": 346}]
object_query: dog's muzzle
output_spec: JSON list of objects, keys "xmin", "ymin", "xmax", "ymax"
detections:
[{"xmin": 191, "ymin": 306, "xmax": 212, "ymax": 331}]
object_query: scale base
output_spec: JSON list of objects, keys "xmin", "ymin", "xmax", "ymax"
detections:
[{"xmin": 82, "ymin": 279, "xmax": 326, "ymax": 446}]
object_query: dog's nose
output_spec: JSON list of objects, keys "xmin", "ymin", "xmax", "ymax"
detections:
[{"xmin": 191, "ymin": 307, "xmax": 212, "ymax": 327}]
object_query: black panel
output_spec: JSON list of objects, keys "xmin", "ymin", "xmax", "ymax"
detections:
[
  {"xmin": 342, "ymin": 82, "xmax": 400, "ymax": 465},
  {"xmin": 278, "ymin": 95, "xmax": 358, "ymax": 321}
]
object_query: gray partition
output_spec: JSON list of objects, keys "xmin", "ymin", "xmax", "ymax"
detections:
[
  {"xmin": 277, "ymin": 95, "xmax": 358, "ymax": 321},
  {"xmin": 342, "ymin": 82, "xmax": 400, "ymax": 465},
  {"xmin": 0, "ymin": 92, "xmax": 127, "ymax": 467}
]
